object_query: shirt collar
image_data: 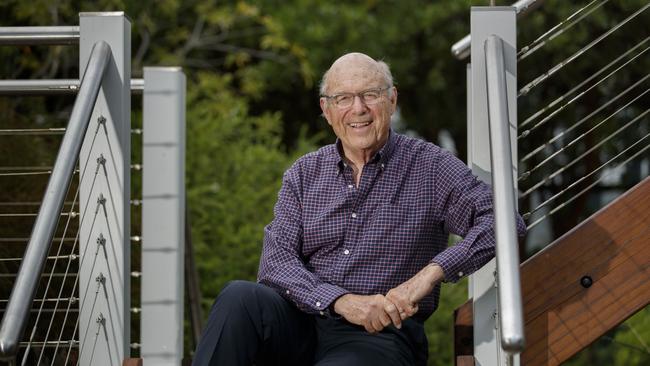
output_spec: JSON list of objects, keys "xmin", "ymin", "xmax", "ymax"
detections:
[{"xmin": 333, "ymin": 129, "xmax": 397, "ymax": 172}]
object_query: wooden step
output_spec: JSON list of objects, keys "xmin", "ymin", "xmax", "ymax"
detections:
[{"xmin": 454, "ymin": 176, "xmax": 650, "ymax": 365}]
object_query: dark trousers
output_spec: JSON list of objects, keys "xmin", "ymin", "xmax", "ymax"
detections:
[{"xmin": 192, "ymin": 281, "xmax": 428, "ymax": 366}]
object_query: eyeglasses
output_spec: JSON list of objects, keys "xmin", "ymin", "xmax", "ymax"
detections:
[{"xmin": 321, "ymin": 87, "xmax": 390, "ymax": 109}]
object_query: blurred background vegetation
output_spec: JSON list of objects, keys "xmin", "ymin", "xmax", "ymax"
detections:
[{"xmin": 0, "ymin": 0, "xmax": 647, "ymax": 365}]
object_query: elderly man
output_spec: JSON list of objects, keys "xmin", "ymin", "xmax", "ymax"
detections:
[{"xmin": 193, "ymin": 52, "xmax": 525, "ymax": 366}]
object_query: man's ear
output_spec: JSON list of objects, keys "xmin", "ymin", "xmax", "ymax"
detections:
[
  {"xmin": 320, "ymin": 98, "xmax": 332, "ymax": 126},
  {"xmin": 389, "ymin": 87, "xmax": 398, "ymax": 113}
]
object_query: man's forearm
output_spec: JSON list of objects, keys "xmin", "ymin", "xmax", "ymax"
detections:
[{"xmin": 385, "ymin": 263, "xmax": 445, "ymax": 320}]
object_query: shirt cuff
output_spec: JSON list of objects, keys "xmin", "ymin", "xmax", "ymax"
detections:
[
  {"xmin": 308, "ymin": 283, "xmax": 349, "ymax": 317},
  {"xmin": 431, "ymin": 250, "xmax": 469, "ymax": 283}
]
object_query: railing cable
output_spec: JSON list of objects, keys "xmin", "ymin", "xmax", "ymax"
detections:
[
  {"xmin": 519, "ymin": 3, "xmax": 650, "ymax": 96},
  {"xmin": 0, "ymin": 255, "xmax": 77, "ymax": 263},
  {"xmin": 523, "ymin": 132, "xmax": 650, "ymax": 219},
  {"xmin": 518, "ymin": 0, "xmax": 610, "ymax": 61},
  {"xmin": 22, "ymin": 117, "xmax": 103, "ymax": 365},
  {"xmin": 36, "ymin": 159, "xmax": 105, "ymax": 365},
  {"xmin": 520, "ymin": 87, "xmax": 649, "ymax": 178},
  {"xmin": 0, "ymin": 40, "xmax": 110, "ymax": 359},
  {"xmin": 520, "ymin": 108, "xmax": 649, "ymax": 196},
  {"xmin": 64, "ymin": 319, "xmax": 79, "ymax": 365},
  {"xmin": 519, "ymin": 37, "xmax": 649, "ymax": 131},
  {"xmin": 527, "ymin": 142, "xmax": 650, "ymax": 229}
]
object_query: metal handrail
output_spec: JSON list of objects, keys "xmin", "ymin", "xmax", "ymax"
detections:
[
  {"xmin": 0, "ymin": 78, "xmax": 144, "ymax": 95},
  {"xmin": 484, "ymin": 35, "xmax": 525, "ymax": 353},
  {"xmin": 0, "ymin": 26, "xmax": 79, "ymax": 45},
  {"xmin": 0, "ymin": 40, "xmax": 111, "ymax": 359},
  {"xmin": 451, "ymin": 0, "xmax": 544, "ymax": 60}
]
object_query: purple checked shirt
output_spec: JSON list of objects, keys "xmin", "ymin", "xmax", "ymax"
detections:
[{"xmin": 258, "ymin": 131, "xmax": 526, "ymax": 321}]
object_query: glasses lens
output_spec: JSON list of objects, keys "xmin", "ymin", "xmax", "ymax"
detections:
[
  {"xmin": 334, "ymin": 94, "xmax": 354, "ymax": 108},
  {"xmin": 362, "ymin": 90, "xmax": 382, "ymax": 104}
]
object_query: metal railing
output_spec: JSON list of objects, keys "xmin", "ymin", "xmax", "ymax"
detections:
[
  {"xmin": 456, "ymin": 0, "xmax": 649, "ymax": 364},
  {"xmin": 0, "ymin": 16, "xmax": 190, "ymax": 365},
  {"xmin": 0, "ymin": 26, "xmax": 80, "ymax": 45},
  {"xmin": 451, "ymin": 0, "xmax": 545, "ymax": 60},
  {"xmin": 0, "ymin": 15, "xmax": 132, "ymax": 365},
  {"xmin": 0, "ymin": 40, "xmax": 111, "ymax": 358},
  {"xmin": 517, "ymin": 1, "xmax": 649, "ymax": 238},
  {"xmin": 0, "ymin": 79, "xmax": 144, "ymax": 95},
  {"xmin": 484, "ymin": 35, "xmax": 525, "ymax": 353}
]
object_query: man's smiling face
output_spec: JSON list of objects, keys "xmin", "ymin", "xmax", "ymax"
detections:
[{"xmin": 320, "ymin": 53, "xmax": 397, "ymax": 161}]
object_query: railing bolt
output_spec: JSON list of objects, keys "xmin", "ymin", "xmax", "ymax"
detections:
[
  {"xmin": 98, "ymin": 115, "xmax": 106, "ymax": 125},
  {"xmin": 96, "ymin": 233, "xmax": 106, "ymax": 246},
  {"xmin": 97, "ymin": 154, "xmax": 106, "ymax": 166},
  {"xmin": 96, "ymin": 313, "xmax": 105, "ymax": 326},
  {"xmin": 97, "ymin": 193, "xmax": 106, "ymax": 206},
  {"xmin": 580, "ymin": 275, "xmax": 593, "ymax": 288},
  {"xmin": 96, "ymin": 272, "xmax": 105, "ymax": 284}
]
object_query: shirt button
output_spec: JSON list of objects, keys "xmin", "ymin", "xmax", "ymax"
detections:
[
  {"xmin": 286, "ymin": 290, "xmax": 290, "ymax": 295},
  {"xmin": 344, "ymin": 249, "xmax": 350, "ymax": 255},
  {"xmin": 319, "ymin": 311, "xmax": 325, "ymax": 316},
  {"xmin": 458, "ymin": 271, "xmax": 464, "ymax": 277},
  {"xmin": 351, "ymin": 213, "xmax": 357, "ymax": 218},
  {"xmin": 316, "ymin": 301, "xmax": 321, "ymax": 307},
  {"xmin": 347, "ymin": 184, "xmax": 354, "ymax": 189}
]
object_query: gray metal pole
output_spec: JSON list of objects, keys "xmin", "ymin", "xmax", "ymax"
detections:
[
  {"xmin": 0, "ymin": 79, "xmax": 144, "ymax": 95},
  {"xmin": 78, "ymin": 12, "xmax": 131, "ymax": 366},
  {"xmin": 485, "ymin": 34, "xmax": 525, "ymax": 353},
  {"xmin": 469, "ymin": 6, "xmax": 518, "ymax": 365},
  {"xmin": 451, "ymin": 0, "xmax": 544, "ymax": 60},
  {"xmin": 0, "ymin": 26, "xmax": 79, "ymax": 45},
  {"xmin": 141, "ymin": 66, "xmax": 186, "ymax": 366},
  {"xmin": 0, "ymin": 40, "xmax": 110, "ymax": 359}
]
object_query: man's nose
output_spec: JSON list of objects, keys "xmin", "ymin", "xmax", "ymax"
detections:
[{"xmin": 351, "ymin": 95, "xmax": 368, "ymax": 114}]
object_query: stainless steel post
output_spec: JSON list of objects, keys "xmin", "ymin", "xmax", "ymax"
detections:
[
  {"xmin": 78, "ymin": 12, "xmax": 131, "ymax": 366},
  {"xmin": 141, "ymin": 67, "xmax": 186, "ymax": 365},
  {"xmin": 469, "ymin": 6, "xmax": 519, "ymax": 366}
]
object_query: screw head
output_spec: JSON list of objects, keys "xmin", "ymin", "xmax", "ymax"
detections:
[{"xmin": 580, "ymin": 275, "xmax": 593, "ymax": 288}]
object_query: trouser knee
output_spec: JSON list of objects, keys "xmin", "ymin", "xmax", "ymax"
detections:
[{"xmin": 211, "ymin": 280, "xmax": 269, "ymax": 316}]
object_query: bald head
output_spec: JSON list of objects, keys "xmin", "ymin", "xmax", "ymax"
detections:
[{"xmin": 319, "ymin": 52, "xmax": 394, "ymax": 96}]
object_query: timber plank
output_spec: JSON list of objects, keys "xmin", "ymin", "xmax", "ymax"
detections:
[{"xmin": 521, "ymin": 177, "xmax": 650, "ymax": 365}]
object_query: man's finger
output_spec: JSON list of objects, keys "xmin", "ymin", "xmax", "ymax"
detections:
[
  {"xmin": 384, "ymin": 303, "xmax": 402, "ymax": 329},
  {"xmin": 371, "ymin": 319, "xmax": 384, "ymax": 334},
  {"xmin": 379, "ymin": 311, "xmax": 392, "ymax": 327}
]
